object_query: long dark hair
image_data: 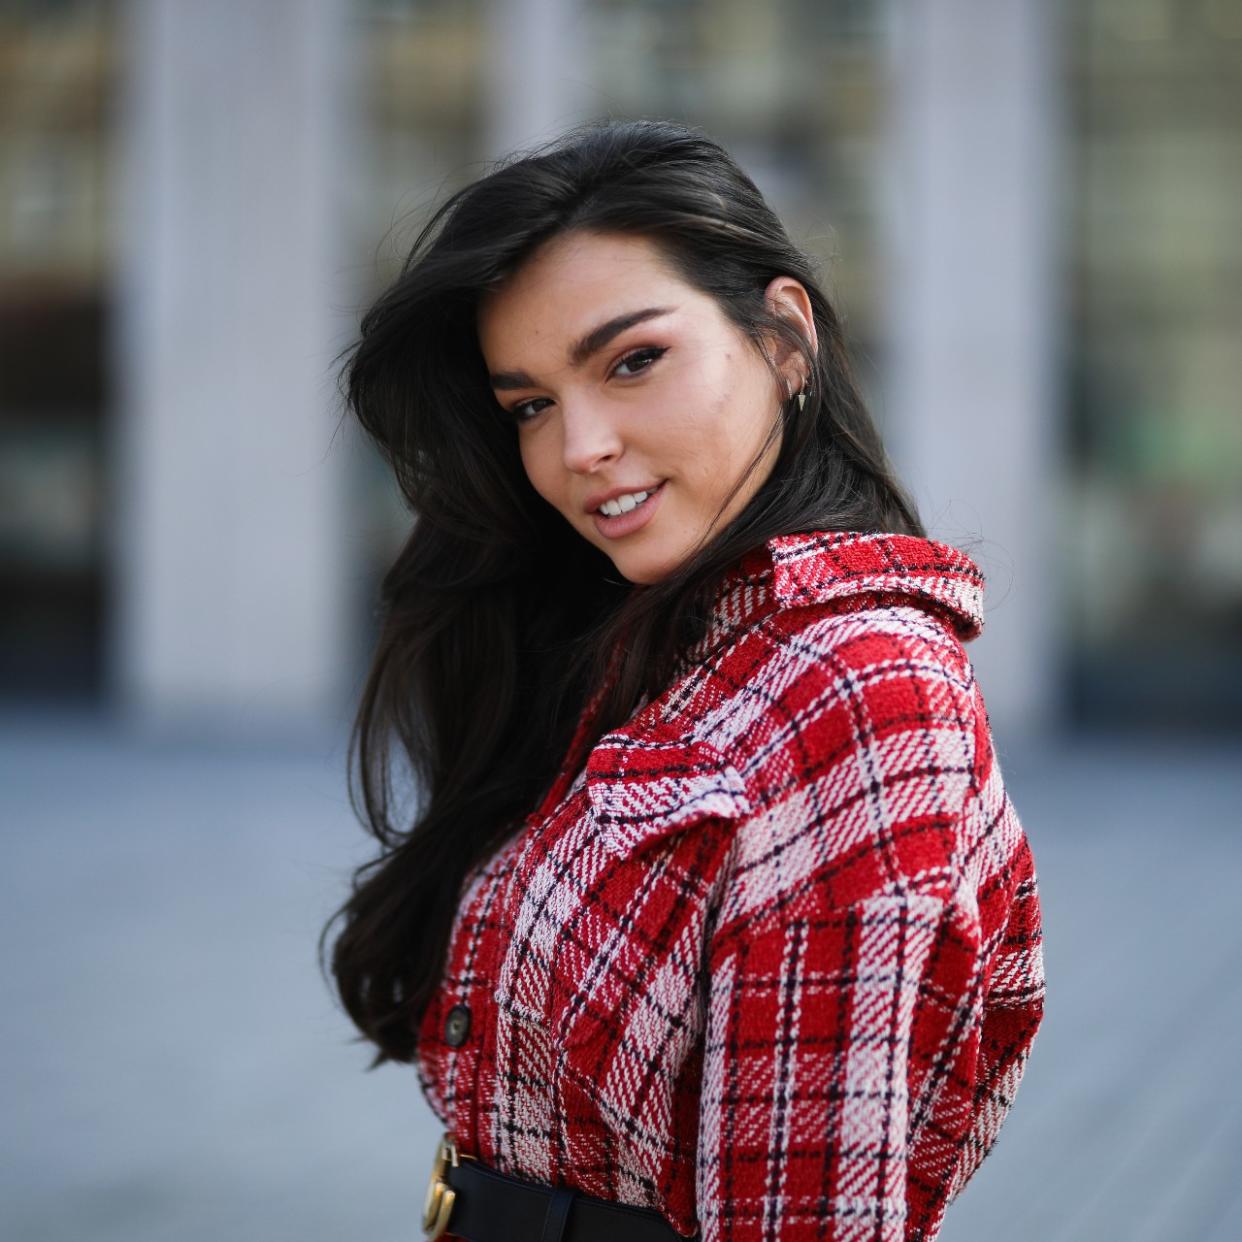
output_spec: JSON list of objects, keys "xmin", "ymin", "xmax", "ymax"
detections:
[{"xmin": 319, "ymin": 117, "xmax": 925, "ymax": 1068}]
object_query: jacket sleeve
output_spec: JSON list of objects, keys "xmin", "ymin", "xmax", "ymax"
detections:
[
  {"xmin": 695, "ymin": 882, "xmax": 985, "ymax": 1242},
  {"xmin": 693, "ymin": 627, "xmax": 1045, "ymax": 1241}
]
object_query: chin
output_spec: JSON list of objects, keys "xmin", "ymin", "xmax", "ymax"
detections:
[
  {"xmin": 614, "ymin": 564, "xmax": 660, "ymax": 586},
  {"xmin": 608, "ymin": 545, "xmax": 681, "ymax": 586}
]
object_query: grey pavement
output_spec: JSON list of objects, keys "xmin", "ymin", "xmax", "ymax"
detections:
[{"xmin": 1, "ymin": 709, "xmax": 1239, "ymax": 1241}]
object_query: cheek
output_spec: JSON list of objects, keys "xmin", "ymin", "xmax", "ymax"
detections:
[
  {"xmin": 714, "ymin": 374, "xmax": 776, "ymax": 457},
  {"xmin": 677, "ymin": 388, "xmax": 743, "ymax": 473},
  {"xmin": 650, "ymin": 365, "xmax": 727, "ymax": 438},
  {"xmin": 682, "ymin": 396, "xmax": 773, "ymax": 507}
]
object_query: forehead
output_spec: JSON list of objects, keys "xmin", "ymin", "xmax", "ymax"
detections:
[{"xmin": 476, "ymin": 231, "xmax": 689, "ymax": 359}]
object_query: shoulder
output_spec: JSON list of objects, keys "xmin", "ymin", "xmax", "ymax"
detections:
[
  {"xmin": 696, "ymin": 598, "xmax": 988, "ymax": 914},
  {"xmin": 701, "ymin": 595, "xmax": 981, "ymax": 773}
]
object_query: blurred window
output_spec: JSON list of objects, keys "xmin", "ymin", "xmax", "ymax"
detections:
[
  {"xmin": 1066, "ymin": 0, "xmax": 1242, "ymax": 729},
  {"xmin": 0, "ymin": 1, "xmax": 113, "ymax": 700}
]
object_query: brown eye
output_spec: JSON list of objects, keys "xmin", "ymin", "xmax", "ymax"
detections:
[
  {"xmin": 504, "ymin": 346, "xmax": 667, "ymax": 425},
  {"xmin": 509, "ymin": 397, "xmax": 551, "ymax": 424},
  {"xmin": 611, "ymin": 346, "xmax": 667, "ymax": 378}
]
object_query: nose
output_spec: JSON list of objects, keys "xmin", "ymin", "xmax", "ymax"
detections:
[{"xmin": 561, "ymin": 396, "xmax": 624, "ymax": 475}]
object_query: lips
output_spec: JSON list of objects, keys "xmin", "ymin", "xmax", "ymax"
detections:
[{"xmin": 590, "ymin": 479, "xmax": 667, "ymax": 540}]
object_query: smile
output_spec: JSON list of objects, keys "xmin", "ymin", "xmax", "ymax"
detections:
[{"xmin": 591, "ymin": 480, "xmax": 666, "ymax": 540}]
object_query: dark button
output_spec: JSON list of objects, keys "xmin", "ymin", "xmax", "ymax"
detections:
[{"xmin": 444, "ymin": 1004, "xmax": 471, "ymax": 1047}]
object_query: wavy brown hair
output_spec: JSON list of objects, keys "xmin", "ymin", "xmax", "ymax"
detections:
[{"xmin": 319, "ymin": 117, "xmax": 925, "ymax": 1068}]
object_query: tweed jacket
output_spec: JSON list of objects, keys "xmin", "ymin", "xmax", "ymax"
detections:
[{"xmin": 414, "ymin": 529, "xmax": 1046, "ymax": 1242}]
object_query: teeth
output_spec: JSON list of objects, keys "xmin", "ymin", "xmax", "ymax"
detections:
[{"xmin": 599, "ymin": 487, "xmax": 655, "ymax": 517}]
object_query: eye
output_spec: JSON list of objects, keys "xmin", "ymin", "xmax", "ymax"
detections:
[
  {"xmin": 610, "ymin": 345, "xmax": 667, "ymax": 378},
  {"xmin": 509, "ymin": 397, "xmax": 551, "ymax": 424},
  {"xmin": 505, "ymin": 346, "xmax": 668, "ymax": 425}
]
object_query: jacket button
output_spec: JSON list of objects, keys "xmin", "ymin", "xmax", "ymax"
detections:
[{"xmin": 444, "ymin": 1004, "xmax": 471, "ymax": 1047}]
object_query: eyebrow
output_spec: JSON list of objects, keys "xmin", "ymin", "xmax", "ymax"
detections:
[{"xmin": 488, "ymin": 305, "xmax": 676, "ymax": 391}]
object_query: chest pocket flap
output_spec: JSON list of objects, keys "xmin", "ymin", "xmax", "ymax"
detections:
[{"xmin": 584, "ymin": 735, "xmax": 752, "ymax": 857}]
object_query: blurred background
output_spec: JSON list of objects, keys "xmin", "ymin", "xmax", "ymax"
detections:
[{"xmin": 1, "ymin": 1, "xmax": 1239, "ymax": 1240}]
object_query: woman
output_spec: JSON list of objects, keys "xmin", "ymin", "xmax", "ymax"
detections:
[{"xmin": 322, "ymin": 118, "xmax": 1046, "ymax": 1242}]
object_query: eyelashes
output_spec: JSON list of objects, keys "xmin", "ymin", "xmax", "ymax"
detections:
[
  {"xmin": 507, "ymin": 345, "xmax": 669, "ymax": 424},
  {"xmin": 611, "ymin": 345, "xmax": 667, "ymax": 379}
]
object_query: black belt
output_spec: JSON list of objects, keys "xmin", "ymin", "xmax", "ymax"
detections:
[{"xmin": 422, "ymin": 1131, "xmax": 700, "ymax": 1242}]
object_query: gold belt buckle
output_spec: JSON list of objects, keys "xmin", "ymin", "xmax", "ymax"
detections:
[{"xmin": 422, "ymin": 1130, "xmax": 476, "ymax": 1240}]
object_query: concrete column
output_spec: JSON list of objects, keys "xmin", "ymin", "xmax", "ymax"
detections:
[
  {"xmin": 482, "ymin": 0, "xmax": 593, "ymax": 160},
  {"xmin": 882, "ymin": 0, "xmax": 1066, "ymax": 746},
  {"xmin": 111, "ymin": 0, "xmax": 360, "ymax": 734}
]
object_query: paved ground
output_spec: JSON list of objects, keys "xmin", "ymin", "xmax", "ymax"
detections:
[{"xmin": 1, "ymin": 709, "xmax": 1239, "ymax": 1241}]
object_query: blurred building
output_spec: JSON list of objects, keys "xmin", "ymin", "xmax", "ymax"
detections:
[{"xmin": 1, "ymin": 0, "xmax": 1238, "ymax": 739}]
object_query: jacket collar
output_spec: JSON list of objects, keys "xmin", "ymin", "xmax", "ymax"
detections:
[{"xmin": 676, "ymin": 529, "xmax": 986, "ymax": 673}]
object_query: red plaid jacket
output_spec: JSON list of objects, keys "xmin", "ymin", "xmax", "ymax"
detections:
[{"xmin": 416, "ymin": 529, "xmax": 1046, "ymax": 1241}]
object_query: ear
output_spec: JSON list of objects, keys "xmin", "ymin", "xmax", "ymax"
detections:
[{"xmin": 761, "ymin": 275, "xmax": 818, "ymax": 399}]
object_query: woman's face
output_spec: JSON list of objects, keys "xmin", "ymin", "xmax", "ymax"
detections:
[{"xmin": 476, "ymin": 230, "xmax": 815, "ymax": 584}]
